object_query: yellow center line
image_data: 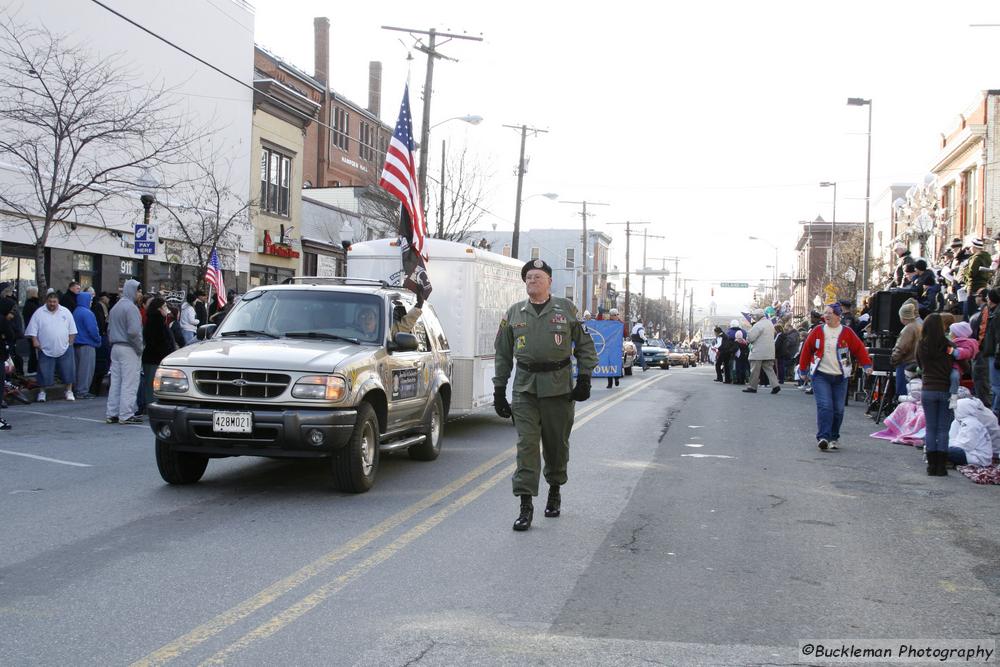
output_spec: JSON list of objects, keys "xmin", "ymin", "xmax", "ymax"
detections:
[{"xmin": 133, "ymin": 372, "xmax": 669, "ymax": 666}]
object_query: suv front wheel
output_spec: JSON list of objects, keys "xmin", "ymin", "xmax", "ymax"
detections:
[
  {"xmin": 409, "ymin": 393, "xmax": 443, "ymax": 461},
  {"xmin": 156, "ymin": 440, "xmax": 209, "ymax": 484},
  {"xmin": 332, "ymin": 402, "xmax": 380, "ymax": 493}
]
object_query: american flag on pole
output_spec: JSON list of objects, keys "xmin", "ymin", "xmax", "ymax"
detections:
[
  {"xmin": 205, "ymin": 248, "xmax": 227, "ymax": 309},
  {"xmin": 379, "ymin": 84, "xmax": 432, "ymax": 300}
]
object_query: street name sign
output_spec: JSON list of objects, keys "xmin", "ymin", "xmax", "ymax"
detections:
[{"xmin": 719, "ymin": 282, "xmax": 749, "ymax": 288}]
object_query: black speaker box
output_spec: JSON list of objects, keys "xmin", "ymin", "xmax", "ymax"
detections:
[
  {"xmin": 866, "ymin": 346, "xmax": 894, "ymax": 372},
  {"xmin": 869, "ymin": 290, "xmax": 912, "ymax": 336}
]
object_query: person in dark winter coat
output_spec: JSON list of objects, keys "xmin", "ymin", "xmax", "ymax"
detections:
[
  {"xmin": 0, "ymin": 283, "xmax": 24, "ymax": 375},
  {"xmin": 59, "ymin": 281, "xmax": 81, "ymax": 312},
  {"xmin": 141, "ymin": 298, "xmax": 176, "ymax": 406},
  {"xmin": 21, "ymin": 287, "xmax": 40, "ymax": 374}
]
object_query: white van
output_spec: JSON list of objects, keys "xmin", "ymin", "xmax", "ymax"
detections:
[{"xmin": 347, "ymin": 238, "xmax": 524, "ymax": 414}]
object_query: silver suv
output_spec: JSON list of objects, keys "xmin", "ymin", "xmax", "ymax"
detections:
[{"xmin": 147, "ymin": 279, "xmax": 452, "ymax": 493}]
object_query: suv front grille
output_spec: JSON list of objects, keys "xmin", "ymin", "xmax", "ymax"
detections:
[{"xmin": 193, "ymin": 370, "xmax": 290, "ymax": 399}]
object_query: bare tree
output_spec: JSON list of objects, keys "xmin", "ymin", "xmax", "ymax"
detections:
[
  {"xmin": 0, "ymin": 14, "xmax": 193, "ymax": 291},
  {"xmin": 426, "ymin": 142, "xmax": 493, "ymax": 243},
  {"xmin": 828, "ymin": 227, "xmax": 866, "ymax": 302},
  {"xmin": 158, "ymin": 150, "xmax": 253, "ymax": 290}
]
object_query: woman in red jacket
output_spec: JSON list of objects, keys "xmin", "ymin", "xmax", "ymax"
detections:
[{"xmin": 798, "ymin": 303, "xmax": 872, "ymax": 451}]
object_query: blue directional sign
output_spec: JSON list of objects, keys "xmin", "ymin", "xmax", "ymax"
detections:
[{"xmin": 133, "ymin": 241, "xmax": 156, "ymax": 255}]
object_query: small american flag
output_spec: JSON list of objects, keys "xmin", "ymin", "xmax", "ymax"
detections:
[
  {"xmin": 379, "ymin": 84, "xmax": 432, "ymax": 300},
  {"xmin": 205, "ymin": 248, "xmax": 226, "ymax": 308}
]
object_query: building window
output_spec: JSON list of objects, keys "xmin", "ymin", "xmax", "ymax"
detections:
[
  {"xmin": 260, "ymin": 147, "xmax": 291, "ymax": 217},
  {"xmin": 565, "ymin": 248, "xmax": 575, "ymax": 268},
  {"xmin": 72, "ymin": 253, "xmax": 97, "ymax": 290},
  {"xmin": 942, "ymin": 184, "xmax": 956, "ymax": 238},
  {"xmin": 502, "ymin": 244, "xmax": 511, "ymax": 257},
  {"xmin": 359, "ymin": 122, "xmax": 376, "ymax": 162},
  {"xmin": 303, "ymin": 252, "xmax": 318, "ymax": 276},
  {"xmin": 249, "ymin": 263, "xmax": 295, "ymax": 288},
  {"xmin": 333, "ymin": 107, "xmax": 350, "ymax": 151},
  {"xmin": 564, "ymin": 286, "xmax": 574, "ymax": 300},
  {"xmin": 530, "ymin": 247, "xmax": 540, "ymax": 260},
  {"xmin": 378, "ymin": 135, "xmax": 387, "ymax": 166}
]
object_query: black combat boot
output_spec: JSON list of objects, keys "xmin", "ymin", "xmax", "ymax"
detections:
[
  {"xmin": 513, "ymin": 495, "xmax": 533, "ymax": 531},
  {"xmin": 545, "ymin": 485, "xmax": 561, "ymax": 517}
]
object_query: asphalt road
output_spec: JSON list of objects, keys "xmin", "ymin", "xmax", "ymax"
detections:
[{"xmin": 1, "ymin": 366, "xmax": 999, "ymax": 666}]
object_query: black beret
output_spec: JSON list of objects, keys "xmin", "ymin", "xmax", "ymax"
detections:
[{"xmin": 521, "ymin": 258, "xmax": 552, "ymax": 281}]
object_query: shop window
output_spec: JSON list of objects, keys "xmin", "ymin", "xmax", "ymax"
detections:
[
  {"xmin": 303, "ymin": 252, "xmax": 318, "ymax": 276},
  {"xmin": 73, "ymin": 253, "xmax": 97, "ymax": 290},
  {"xmin": 0, "ymin": 253, "xmax": 37, "ymax": 306},
  {"xmin": 249, "ymin": 263, "xmax": 295, "ymax": 288},
  {"xmin": 260, "ymin": 147, "xmax": 291, "ymax": 217}
]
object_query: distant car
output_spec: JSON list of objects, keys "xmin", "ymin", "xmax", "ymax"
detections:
[
  {"xmin": 638, "ymin": 339, "xmax": 670, "ymax": 369},
  {"xmin": 667, "ymin": 346, "xmax": 698, "ymax": 368}
]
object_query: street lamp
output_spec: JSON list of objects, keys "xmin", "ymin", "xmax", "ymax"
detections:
[
  {"xmin": 749, "ymin": 235, "xmax": 779, "ymax": 302},
  {"xmin": 137, "ymin": 167, "xmax": 158, "ymax": 291},
  {"xmin": 847, "ymin": 97, "xmax": 872, "ymax": 291},
  {"xmin": 433, "ymin": 114, "xmax": 483, "ymax": 238},
  {"xmin": 430, "ymin": 114, "xmax": 483, "ymax": 129},
  {"xmin": 819, "ymin": 181, "xmax": 837, "ymax": 278}
]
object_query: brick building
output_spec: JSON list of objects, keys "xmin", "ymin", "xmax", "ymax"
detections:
[
  {"xmin": 791, "ymin": 217, "xmax": 863, "ymax": 316},
  {"xmin": 253, "ymin": 21, "xmax": 392, "ymax": 191},
  {"xmin": 926, "ymin": 90, "xmax": 1000, "ymax": 257}
]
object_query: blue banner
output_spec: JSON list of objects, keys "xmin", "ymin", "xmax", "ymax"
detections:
[{"xmin": 582, "ymin": 319, "xmax": 624, "ymax": 378}]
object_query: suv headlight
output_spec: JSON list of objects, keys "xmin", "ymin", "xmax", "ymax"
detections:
[
  {"xmin": 153, "ymin": 368, "xmax": 189, "ymax": 393},
  {"xmin": 292, "ymin": 375, "xmax": 347, "ymax": 401}
]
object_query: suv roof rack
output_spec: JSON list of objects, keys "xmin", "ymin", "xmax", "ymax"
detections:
[{"xmin": 280, "ymin": 276, "xmax": 394, "ymax": 288}]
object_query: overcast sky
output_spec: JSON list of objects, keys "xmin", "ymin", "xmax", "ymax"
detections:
[{"xmin": 253, "ymin": 0, "xmax": 999, "ymax": 316}]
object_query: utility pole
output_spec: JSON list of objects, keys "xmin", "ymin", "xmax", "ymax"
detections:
[
  {"xmin": 607, "ymin": 221, "xmax": 650, "ymax": 328},
  {"xmin": 506, "ymin": 124, "xmax": 549, "ymax": 258},
  {"xmin": 561, "ymin": 200, "xmax": 609, "ymax": 313},
  {"xmin": 382, "ymin": 26, "xmax": 483, "ymax": 212},
  {"xmin": 438, "ymin": 139, "xmax": 446, "ymax": 238},
  {"xmin": 638, "ymin": 230, "xmax": 665, "ymax": 325}
]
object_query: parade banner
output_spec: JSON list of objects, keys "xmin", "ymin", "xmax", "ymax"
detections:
[{"xmin": 582, "ymin": 319, "xmax": 624, "ymax": 378}]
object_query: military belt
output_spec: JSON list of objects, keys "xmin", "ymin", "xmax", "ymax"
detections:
[{"xmin": 517, "ymin": 358, "xmax": 571, "ymax": 373}]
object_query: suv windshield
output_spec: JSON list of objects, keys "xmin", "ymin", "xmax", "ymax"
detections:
[
  {"xmin": 646, "ymin": 339, "xmax": 665, "ymax": 348},
  {"xmin": 216, "ymin": 289, "xmax": 384, "ymax": 343}
]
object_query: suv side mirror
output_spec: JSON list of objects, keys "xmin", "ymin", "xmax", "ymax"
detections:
[
  {"xmin": 197, "ymin": 323, "xmax": 217, "ymax": 341},
  {"xmin": 388, "ymin": 332, "xmax": 419, "ymax": 352}
]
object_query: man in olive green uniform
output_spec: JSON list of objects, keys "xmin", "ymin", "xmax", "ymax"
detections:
[{"xmin": 494, "ymin": 259, "xmax": 598, "ymax": 531}]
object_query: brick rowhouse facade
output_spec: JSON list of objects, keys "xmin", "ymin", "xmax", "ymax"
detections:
[
  {"xmin": 927, "ymin": 91, "xmax": 1000, "ymax": 258},
  {"xmin": 254, "ymin": 18, "xmax": 392, "ymax": 193}
]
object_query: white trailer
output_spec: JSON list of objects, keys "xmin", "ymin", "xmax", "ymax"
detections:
[{"xmin": 347, "ymin": 238, "xmax": 524, "ymax": 414}]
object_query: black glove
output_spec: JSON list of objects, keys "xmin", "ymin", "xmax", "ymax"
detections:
[
  {"xmin": 570, "ymin": 375, "xmax": 592, "ymax": 402},
  {"xmin": 493, "ymin": 387, "xmax": 512, "ymax": 418}
]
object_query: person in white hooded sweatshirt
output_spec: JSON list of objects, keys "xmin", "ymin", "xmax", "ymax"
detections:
[{"xmin": 106, "ymin": 279, "xmax": 144, "ymax": 424}]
